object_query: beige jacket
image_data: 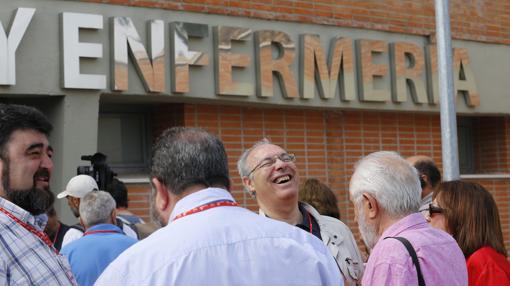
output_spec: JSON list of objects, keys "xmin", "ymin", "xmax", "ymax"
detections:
[{"xmin": 260, "ymin": 202, "xmax": 364, "ymax": 285}]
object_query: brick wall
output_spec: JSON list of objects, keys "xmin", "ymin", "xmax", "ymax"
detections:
[
  {"xmin": 127, "ymin": 104, "xmax": 510, "ymax": 255},
  {"xmin": 84, "ymin": 0, "xmax": 510, "ymax": 45}
]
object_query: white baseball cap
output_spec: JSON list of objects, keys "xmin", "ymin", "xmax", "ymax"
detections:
[{"xmin": 57, "ymin": 175, "xmax": 99, "ymax": 199}]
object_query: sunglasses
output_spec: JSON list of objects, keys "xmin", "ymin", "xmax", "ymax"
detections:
[{"xmin": 420, "ymin": 203, "xmax": 444, "ymax": 217}]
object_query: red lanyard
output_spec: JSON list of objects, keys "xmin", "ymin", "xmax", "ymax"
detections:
[
  {"xmin": 0, "ymin": 207, "xmax": 58, "ymax": 254},
  {"xmin": 83, "ymin": 229, "xmax": 123, "ymax": 236},
  {"xmin": 51, "ymin": 223, "xmax": 61, "ymax": 245},
  {"xmin": 173, "ymin": 200, "xmax": 238, "ymax": 221}
]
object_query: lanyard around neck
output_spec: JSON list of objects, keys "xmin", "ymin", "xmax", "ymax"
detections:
[
  {"xmin": 173, "ymin": 199, "xmax": 238, "ymax": 221},
  {"xmin": 83, "ymin": 229, "xmax": 123, "ymax": 236},
  {"xmin": 0, "ymin": 206, "xmax": 58, "ymax": 254}
]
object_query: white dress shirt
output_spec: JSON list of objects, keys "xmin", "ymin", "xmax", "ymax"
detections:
[{"xmin": 95, "ymin": 188, "xmax": 343, "ymax": 286}]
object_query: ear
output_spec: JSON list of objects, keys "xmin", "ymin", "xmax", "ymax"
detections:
[
  {"xmin": 362, "ymin": 193, "xmax": 379, "ymax": 219},
  {"xmin": 151, "ymin": 177, "xmax": 170, "ymax": 212},
  {"xmin": 242, "ymin": 176, "xmax": 256, "ymax": 196},
  {"xmin": 111, "ymin": 209, "xmax": 117, "ymax": 224},
  {"xmin": 79, "ymin": 217, "xmax": 86, "ymax": 229}
]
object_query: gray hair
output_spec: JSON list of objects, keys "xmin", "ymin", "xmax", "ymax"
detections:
[
  {"xmin": 79, "ymin": 191, "xmax": 116, "ymax": 228},
  {"xmin": 349, "ymin": 151, "xmax": 421, "ymax": 218},
  {"xmin": 237, "ymin": 138, "xmax": 272, "ymax": 195},
  {"xmin": 151, "ymin": 127, "xmax": 230, "ymax": 195}
]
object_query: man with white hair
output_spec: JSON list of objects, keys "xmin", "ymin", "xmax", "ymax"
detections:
[
  {"xmin": 61, "ymin": 191, "xmax": 136, "ymax": 286},
  {"xmin": 349, "ymin": 151, "xmax": 467, "ymax": 285},
  {"xmin": 238, "ymin": 139, "xmax": 364, "ymax": 285}
]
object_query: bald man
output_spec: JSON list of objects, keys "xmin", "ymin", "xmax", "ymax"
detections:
[{"xmin": 406, "ymin": 155, "xmax": 442, "ymax": 215}]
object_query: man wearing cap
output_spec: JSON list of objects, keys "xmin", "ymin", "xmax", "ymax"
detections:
[{"xmin": 58, "ymin": 175, "xmax": 138, "ymax": 247}]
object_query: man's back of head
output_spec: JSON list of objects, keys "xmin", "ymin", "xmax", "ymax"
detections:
[
  {"xmin": 79, "ymin": 191, "xmax": 116, "ymax": 229},
  {"xmin": 106, "ymin": 178, "xmax": 129, "ymax": 209},
  {"xmin": 406, "ymin": 155, "xmax": 441, "ymax": 197},
  {"xmin": 151, "ymin": 127, "xmax": 230, "ymax": 195},
  {"xmin": 350, "ymin": 151, "xmax": 421, "ymax": 219}
]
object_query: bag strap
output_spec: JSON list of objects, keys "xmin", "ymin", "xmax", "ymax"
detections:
[{"xmin": 384, "ymin": 236, "xmax": 426, "ymax": 286}]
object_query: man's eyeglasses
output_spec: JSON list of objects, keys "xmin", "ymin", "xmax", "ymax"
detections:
[
  {"xmin": 247, "ymin": 153, "xmax": 295, "ymax": 177},
  {"xmin": 420, "ymin": 203, "xmax": 444, "ymax": 217}
]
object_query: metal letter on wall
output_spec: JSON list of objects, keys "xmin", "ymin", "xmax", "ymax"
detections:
[
  {"xmin": 301, "ymin": 35, "xmax": 355, "ymax": 100},
  {"xmin": 61, "ymin": 12, "xmax": 106, "ymax": 89},
  {"xmin": 112, "ymin": 17, "xmax": 165, "ymax": 92},
  {"xmin": 213, "ymin": 26, "xmax": 253, "ymax": 96},
  {"xmin": 357, "ymin": 39, "xmax": 390, "ymax": 102},
  {"xmin": 453, "ymin": 48, "xmax": 479, "ymax": 107},
  {"xmin": 0, "ymin": 8, "xmax": 35, "ymax": 85},
  {"xmin": 390, "ymin": 42, "xmax": 427, "ymax": 104},
  {"xmin": 170, "ymin": 22, "xmax": 209, "ymax": 93},
  {"xmin": 425, "ymin": 44, "xmax": 439, "ymax": 104},
  {"xmin": 255, "ymin": 30, "xmax": 298, "ymax": 98}
]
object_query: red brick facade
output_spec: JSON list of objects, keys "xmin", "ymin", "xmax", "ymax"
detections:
[
  {"xmin": 126, "ymin": 103, "xmax": 510, "ymax": 256},
  {"xmin": 89, "ymin": 0, "xmax": 510, "ymax": 255},
  {"xmin": 85, "ymin": 0, "xmax": 510, "ymax": 44}
]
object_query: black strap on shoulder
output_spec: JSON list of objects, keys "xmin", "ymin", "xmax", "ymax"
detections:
[{"xmin": 384, "ymin": 236, "xmax": 426, "ymax": 286}]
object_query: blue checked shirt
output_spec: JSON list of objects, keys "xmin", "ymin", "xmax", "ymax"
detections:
[{"xmin": 0, "ymin": 197, "xmax": 76, "ymax": 285}]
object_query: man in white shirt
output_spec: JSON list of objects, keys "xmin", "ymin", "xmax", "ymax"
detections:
[
  {"xmin": 96, "ymin": 127, "xmax": 342, "ymax": 286},
  {"xmin": 58, "ymin": 175, "xmax": 138, "ymax": 247}
]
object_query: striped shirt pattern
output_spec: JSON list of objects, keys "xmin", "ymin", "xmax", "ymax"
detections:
[{"xmin": 0, "ymin": 197, "xmax": 76, "ymax": 285}]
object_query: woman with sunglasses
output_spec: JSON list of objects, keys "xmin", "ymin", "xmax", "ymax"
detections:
[{"xmin": 428, "ymin": 180, "xmax": 510, "ymax": 285}]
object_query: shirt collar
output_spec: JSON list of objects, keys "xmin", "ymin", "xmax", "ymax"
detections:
[
  {"xmin": 0, "ymin": 197, "xmax": 41, "ymax": 230},
  {"xmin": 86, "ymin": 223, "xmax": 123, "ymax": 233},
  {"xmin": 169, "ymin": 188, "xmax": 235, "ymax": 222},
  {"xmin": 379, "ymin": 212, "xmax": 427, "ymax": 242}
]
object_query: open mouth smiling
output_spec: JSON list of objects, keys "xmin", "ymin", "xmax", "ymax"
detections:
[{"xmin": 273, "ymin": 174, "xmax": 292, "ymax": 184}]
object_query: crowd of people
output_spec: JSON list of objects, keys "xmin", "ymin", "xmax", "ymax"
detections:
[{"xmin": 0, "ymin": 103, "xmax": 509, "ymax": 285}]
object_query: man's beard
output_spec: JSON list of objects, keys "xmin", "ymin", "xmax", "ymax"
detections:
[
  {"xmin": 149, "ymin": 187, "xmax": 165, "ymax": 228},
  {"xmin": 357, "ymin": 206, "xmax": 379, "ymax": 250},
  {"xmin": 3, "ymin": 159, "xmax": 54, "ymax": 216}
]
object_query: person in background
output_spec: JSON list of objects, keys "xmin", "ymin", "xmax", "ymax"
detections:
[
  {"xmin": 106, "ymin": 178, "xmax": 144, "ymax": 224},
  {"xmin": 406, "ymin": 155, "xmax": 441, "ymax": 217},
  {"xmin": 238, "ymin": 139, "xmax": 364, "ymax": 285},
  {"xmin": 44, "ymin": 206, "xmax": 71, "ymax": 251},
  {"xmin": 299, "ymin": 178, "xmax": 341, "ymax": 219},
  {"xmin": 106, "ymin": 178, "xmax": 159, "ymax": 239},
  {"xmin": 0, "ymin": 103, "xmax": 76, "ymax": 284},
  {"xmin": 61, "ymin": 191, "xmax": 136, "ymax": 286},
  {"xmin": 96, "ymin": 127, "xmax": 342, "ymax": 286},
  {"xmin": 349, "ymin": 151, "xmax": 467, "ymax": 285},
  {"xmin": 58, "ymin": 175, "xmax": 138, "ymax": 247},
  {"xmin": 429, "ymin": 180, "xmax": 510, "ymax": 285}
]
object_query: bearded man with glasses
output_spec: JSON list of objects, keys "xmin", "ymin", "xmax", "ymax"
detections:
[{"xmin": 238, "ymin": 139, "xmax": 364, "ymax": 286}]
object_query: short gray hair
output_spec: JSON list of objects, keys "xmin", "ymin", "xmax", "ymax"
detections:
[
  {"xmin": 349, "ymin": 151, "xmax": 421, "ymax": 218},
  {"xmin": 237, "ymin": 138, "xmax": 272, "ymax": 195},
  {"xmin": 79, "ymin": 191, "xmax": 116, "ymax": 228}
]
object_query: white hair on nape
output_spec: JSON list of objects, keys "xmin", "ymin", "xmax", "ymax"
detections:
[
  {"xmin": 349, "ymin": 151, "xmax": 421, "ymax": 218},
  {"xmin": 79, "ymin": 191, "xmax": 116, "ymax": 228}
]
